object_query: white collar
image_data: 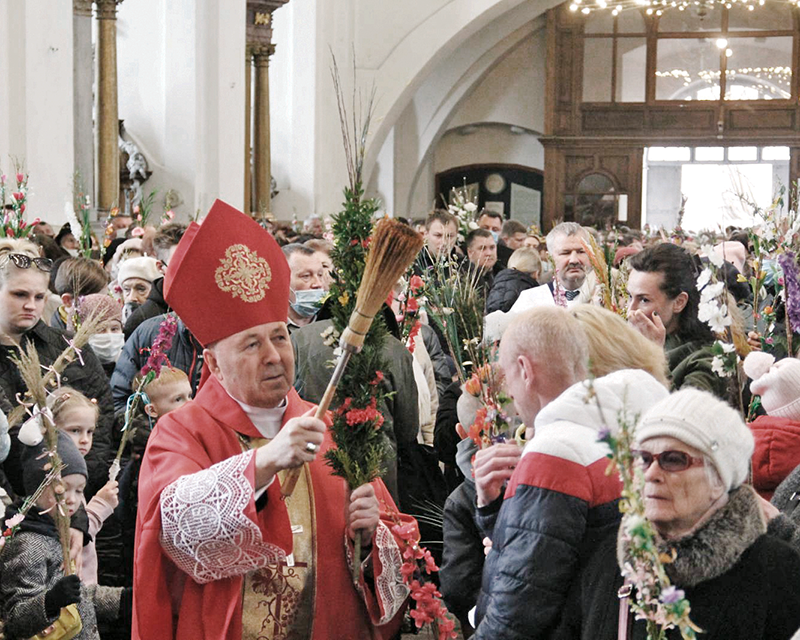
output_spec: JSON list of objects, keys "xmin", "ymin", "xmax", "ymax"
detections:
[{"xmin": 233, "ymin": 396, "xmax": 288, "ymax": 439}]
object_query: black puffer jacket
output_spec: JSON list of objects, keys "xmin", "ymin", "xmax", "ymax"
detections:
[
  {"xmin": 485, "ymin": 268, "xmax": 538, "ymax": 314},
  {"xmin": 0, "ymin": 321, "xmax": 114, "ymax": 499},
  {"xmin": 123, "ymin": 277, "xmax": 168, "ymax": 340},
  {"xmin": 111, "ymin": 314, "xmax": 203, "ymax": 415}
]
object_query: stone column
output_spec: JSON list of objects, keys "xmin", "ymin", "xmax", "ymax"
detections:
[
  {"xmin": 252, "ymin": 42, "xmax": 275, "ymax": 214},
  {"xmin": 94, "ymin": 0, "xmax": 122, "ymax": 215},
  {"xmin": 244, "ymin": 46, "xmax": 253, "ymax": 212},
  {"xmin": 247, "ymin": 1, "xmax": 288, "ymax": 216},
  {"xmin": 74, "ymin": 0, "xmax": 94, "ymax": 214}
]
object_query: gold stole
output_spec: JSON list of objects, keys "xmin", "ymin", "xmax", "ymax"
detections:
[{"xmin": 240, "ymin": 437, "xmax": 317, "ymax": 640}]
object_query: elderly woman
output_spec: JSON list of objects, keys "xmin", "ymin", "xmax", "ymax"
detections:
[
  {"xmin": 0, "ymin": 238, "xmax": 114, "ymax": 499},
  {"xmin": 117, "ymin": 256, "xmax": 160, "ymax": 323},
  {"xmin": 557, "ymin": 388, "xmax": 800, "ymax": 640}
]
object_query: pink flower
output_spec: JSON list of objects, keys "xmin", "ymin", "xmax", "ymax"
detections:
[
  {"xmin": 131, "ymin": 227, "xmax": 145, "ymax": 238},
  {"xmin": 0, "ymin": 174, "xmax": 6, "ymax": 184},
  {"xmin": 15, "ymin": 173, "xmax": 24, "ymax": 184},
  {"xmin": 4, "ymin": 513, "xmax": 24, "ymax": 529},
  {"xmin": 12, "ymin": 192, "xmax": 23, "ymax": 201}
]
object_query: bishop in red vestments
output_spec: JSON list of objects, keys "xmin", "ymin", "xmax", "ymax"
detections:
[{"xmin": 132, "ymin": 201, "xmax": 413, "ymax": 640}]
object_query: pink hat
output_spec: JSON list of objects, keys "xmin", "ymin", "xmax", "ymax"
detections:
[
  {"xmin": 77, "ymin": 294, "xmax": 123, "ymax": 326},
  {"xmin": 746, "ymin": 352, "xmax": 800, "ymax": 421}
]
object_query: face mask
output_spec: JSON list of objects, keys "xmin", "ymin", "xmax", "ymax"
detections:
[
  {"xmin": 66, "ymin": 248, "xmax": 79, "ymax": 257},
  {"xmin": 115, "ymin": 227, "xmax": 130, "ymax": 239},
  {"xmin": 490, "ymin": 231, "xmax": 500, "ymax": 243},
  {"xmin": 290, "ymin": 288, "xmax": 326, "ymax": 318},
  {"xmin": 89, "ymin": 332, "xmax": 125, "ymax": 364}
]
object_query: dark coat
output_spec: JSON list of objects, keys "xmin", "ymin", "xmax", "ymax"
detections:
[
  {"xmin": 123, "ymin": 277, "xmax": 168, "ymax": 340},
  {"xmin": 0, "ymin": 321, "xmax": 114, "ymax": 499},
  {"xmin": 556, "ymin": 486, "xmax": 800, "ymax": 640},
  {"xmin": 291, "ymin": 318, "xmax": 419, "ymax": 503},
  {"xmin": 485, "ymin": 268, "xmax": 539, "ymax": 314},
  {"xmin": 665, "ymin": 333, "xmax": 728, "ymax": 399},
  {"xmin": 767, "ymin": 461, "xmax": 800, "ymax": 553},
  {"xmin": 111, "ymin": 314, "xmax": 203, "ymax": 415},
  {"xmin": 433, "ymin": 381, "xmax": 463, "ymax": 493},
  {"xmin": 440, "ymin": 439, "xmax": 483, "ymax": 633}
]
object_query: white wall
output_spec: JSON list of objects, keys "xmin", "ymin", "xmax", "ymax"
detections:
[
  {"xmin": 0, "ymin": 0, "xmax": 75, "ymax": 226},
  {"xmin": 117, "ymin": 0, "xmax": 246, "ymax": 219},
  {"xmin": 434, "ymin": 125, "xmax": 544, "ymax": 174}
]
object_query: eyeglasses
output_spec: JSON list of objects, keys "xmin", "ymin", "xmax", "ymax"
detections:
[
  {"xmin": 3, "ymin": 253, "xmax": 53, "ymax": 273},
  {"xmin": 632, "ymin": 449, "xmax": 705, "ymax": 473}
]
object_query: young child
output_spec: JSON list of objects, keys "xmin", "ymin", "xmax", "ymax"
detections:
[
  {"xmin": 118, "ymin": 366, "xmax": 192, "ymax": 586},
  {"xmin": 0, "ymin": 432, "xmax": 123, "ymax": 639},
  {"xmin": 49, "ymin": 387, "xmax": 119, "ymax": 586}
]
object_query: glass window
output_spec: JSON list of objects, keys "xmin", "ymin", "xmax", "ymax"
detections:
[
  {"xmin": 724, "ymin": 36, "xmax": 792, "ymax": 100},
  {"xmin": 728, "ymin": 146, "xmax": 758, "ymax": 161},
  {"xmin": 728, "ymin": 2, "xmax": 793, "ymax": 31},
  {"xmin": 658, "ymin": 5, "xmax": 722, "ymax": 33},
  {"xmin": 616, "ymin": 37, "xmax": 647, "ymax": 101},
  {"xmin": 583, "ymin": 38, "xmax": 614, "ymax": 101},
  {"xmin": 695, "ymin": 147, "xmax": 725, "ymax": 161},
  {"xmin": 585, "ymin": 10, "xmax": 614, "ymax": 34},
  {"xmin": 656, "ymin": 38, "xmax": 721, "ymax": 100},
  {"xmin": 577, "ymin": 173, "xmax": 616, "ymax": 193},
  {"xmin": 648, "ymin": 147, "xmax": 691, "ymax": 161},
  {"xmin": 617, "ymin": 10, "xmax": 646, "ymax": 34},
  {"xmin": 763, "ymin": 146, "xmax": 790, "ymax": 160}
]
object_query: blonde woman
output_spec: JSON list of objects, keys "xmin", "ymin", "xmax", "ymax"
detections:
[{"xmin": 0, "ymin": 238, "xmax": 113, "ymax": 499}]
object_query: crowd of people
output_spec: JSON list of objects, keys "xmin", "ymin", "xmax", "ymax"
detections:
[{"xmin": 1, "ymin": 198, "xmax": 800, "ymax": 640}]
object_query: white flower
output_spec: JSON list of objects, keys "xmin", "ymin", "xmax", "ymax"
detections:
[
  {"xmin": 464, "ymin": 202, "xmax": 478, "ymax": 213},
  {"xmin": 468, "ymin": 221, "xmax": 479, "ymax": 230},
  {"xmin": 699, "ymin": 282, "xmax": 724, "ymax": 304},
  {"xmin": 698, "ymin": 301, "xmax": 731, "ymax": 333},
  {"xmin": 711, "ymin": 355, "xmax": 733, "ymax": 378},
  {"xmin": 696, "ymin": 268, "xmax": 712, "ymax": 290},
  {"xmin": 719, "ymin": 341, "xmax": 735, "ymax": 353}
]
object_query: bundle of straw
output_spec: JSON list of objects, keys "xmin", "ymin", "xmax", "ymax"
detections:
[{"xmin": 281, "ymin": 218, "xmax": 423, "ymax": 502}]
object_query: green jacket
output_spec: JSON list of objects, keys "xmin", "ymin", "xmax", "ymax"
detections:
[{"xmin": 665, "ymin": 333, "xmax": 728, "ymax": 399}]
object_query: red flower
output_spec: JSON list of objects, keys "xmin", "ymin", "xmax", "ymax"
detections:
[
  {"xmin": 409, "ymin": 275, "xmax": 424, "ymax": 293},
  {"xmin": 350, "ymin": 238, "xmax": 359, "ymax": 246},
  {"xmin": 370, "ymin": 371, "xmax": 384, "ymax": 386},
  {"xmin": 362, "ymin": 236, "xmax": 371, "ymax": 249},
  {"xmin": 19, "ymin": 204, "xmax": 25, "ymax": 214},
  {"xmin": 15, "ymin": 173, "xmax": 24, "ymax": 184},
  {"xmin": 12, "ymin": 192, "xmax": 23, "ymax": 201},
  {"xmin": 406, "ymin": 297, "xmax": 419, "ymax": 313}
]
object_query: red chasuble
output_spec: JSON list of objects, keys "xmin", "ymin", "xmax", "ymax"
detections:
[{"xmin": 132, "ymin": 376, "xmax": 413, "ymax": 640}]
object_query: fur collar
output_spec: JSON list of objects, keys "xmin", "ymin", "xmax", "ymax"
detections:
[{"xmin": 619, "ymin": 485, "xmax": 766, "ymax": 587}]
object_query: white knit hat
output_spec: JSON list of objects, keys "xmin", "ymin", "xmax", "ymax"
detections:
[
  {"xmin": 745, "ymin": 352, "xmax": 800, "ymax": 421},
  {"xmin": 635, "ymin": 388, "xmax": 754, "ymax": 492},
  {"xmin": 117, "ymin": 256, "xmax": 160, "ymax": 286}
]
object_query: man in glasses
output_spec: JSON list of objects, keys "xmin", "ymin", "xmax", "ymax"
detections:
[{"xmin": 471, "ymin": 307, "xmax": 668, "ymax": 640}]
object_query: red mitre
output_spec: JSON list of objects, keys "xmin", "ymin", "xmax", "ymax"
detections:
[{"xmin": 164, "ymin": 199, "xmax": 290, "ymax": 346}]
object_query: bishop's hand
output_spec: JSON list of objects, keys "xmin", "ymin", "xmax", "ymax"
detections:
[
  {"xmin": 346, "ymin": 483, "xmax": 379, "ymax": 547},
  {"xmin": 254, "ymin": 407, "xmax": 325, "ymax": 489}
]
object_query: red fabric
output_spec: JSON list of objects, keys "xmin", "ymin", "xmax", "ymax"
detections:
[
  {"xmin": 505, "ymin": 452, "xmax": 622, "ymax": 508},
  {"xmin": 132, "ymin": 376, "xmax": 411, "ymax": 640},
  {"xmin": 163, "ymin": 200, "xmax": 291, "ymax": 346},
  {"xmin": 749, "ymin": 415, "xmax": 800, "ymax": 500}
]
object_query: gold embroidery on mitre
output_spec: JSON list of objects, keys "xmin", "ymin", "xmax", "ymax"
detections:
[{"xmin": 214, "ymin": 244, "xmax": 272, "ymax": 303}]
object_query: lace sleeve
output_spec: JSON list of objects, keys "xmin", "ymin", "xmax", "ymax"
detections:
[{"xmin": 159, "ymin": 450, "xmax": 286, "ymax": 584}]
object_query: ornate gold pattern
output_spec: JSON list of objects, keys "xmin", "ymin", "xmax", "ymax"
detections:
[
  {"xmin": 254, "ymin": 12, "xmax": 272, "ymax": 26},
  {"xmin": 214, "ymin": 244, "xmax": 272, "ymax": 303}
]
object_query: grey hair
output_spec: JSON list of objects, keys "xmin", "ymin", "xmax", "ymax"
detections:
[{"xmin": 546, "ymin": 222, "xmax": 589, "ymax": 254}]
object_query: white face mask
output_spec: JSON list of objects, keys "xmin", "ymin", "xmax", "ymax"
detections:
[
  {"xmin": 66, "ymin": 248, "xmax": 79, "ymax": 257},
  {"xmin": 89, "ymin": 333, "xmax": 125, "ymax": 364}
]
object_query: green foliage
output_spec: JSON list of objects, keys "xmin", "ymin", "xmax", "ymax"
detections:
[{"xmin": 323, "ymin": 185, "xmax": 390, "ymax": 489}]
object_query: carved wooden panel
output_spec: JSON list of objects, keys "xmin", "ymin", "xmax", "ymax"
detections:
[
  {"xmin": 565, "ymin": 155, "xmax": 597, "ymax": 189},
  {"xmin": 727, "ymin": 107, "xmax": 796, "ymax": 131},
  {"xmin": 648, "ymin": 108, "xmax": 716, "ymax": 132},
  {"xmin": 582, "ymin": 107, "xmax": 645, "ymax": 132}
]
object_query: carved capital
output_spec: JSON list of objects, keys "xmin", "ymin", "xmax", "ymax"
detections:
[
  {"xmin": 94, "ymin": 0, "xmax": 123, "ymax": 20},
  {"xmin": 246, "ymin": 0, "xmax": 288, "ymax": 47},
  {"xmin": 251, "ymin": 43, "xmax": 276, "ymax": 65},
  {"xmin": 74, "ymin": 0, "xmax": 93, "ymax": 17}
]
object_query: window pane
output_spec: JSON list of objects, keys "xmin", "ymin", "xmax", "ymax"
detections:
[
  {"xmin": 724, "ymin": 36, "xmax": 792, "ymax": 100},
  {"xmin": 647, "ymin": 147, "xmax": 691, "ymax": 161},
  {"xmin": 617, "ymin": 9, "xmax": 646, "ymax": 34},
  {"xmin": 577, "ymin": 173, "xmax": 616, "ymax": 193},
  {"xmin": 763, "ymin": 146, "xmax": 790, "ymax": 161},
  {"xmin": 583, "ymin": 38, "xmax": 613, "ymax": 101},
  {"xmin": 728, "ymin": 1, "xmax": 793, "ymax": 31},
  {"xmin": 657, "ymin": 38, "xmax": 720, "ymax": 100},
  {"xmin": 728, "ymin": 146, "xmax": 758, "ymax": 161},
  {"xmin": 695, "ymin": 147, "xmax": 724, "ymax": 161},
  {"xmin": 616, "ymin": 37, "xmax": 647, "ymax": 101},
  {"xmin": 585, "ymin": 11, "xmax": 614, "ymax": 34},
  {"xmin": 658, "ymin": 5, "xmax": 722, "ymax": 32}
]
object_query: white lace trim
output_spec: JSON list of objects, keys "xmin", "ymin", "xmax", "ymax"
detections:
[
  {"xmin": 160, "ymin": 450, "xmax": 286, "ymax": 584},
  {"xmin": 374, "ymin": 521, "xmax": 410, "ymax": 624}
]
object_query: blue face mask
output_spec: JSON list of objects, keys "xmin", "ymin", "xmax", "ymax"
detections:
[
  {"xmin": 290, "ymin": 288, "xmax": 326, "ymax": 318},
  {"xmin": 490, "ymin": 231, "xmax": 500, "ymax": 243}
]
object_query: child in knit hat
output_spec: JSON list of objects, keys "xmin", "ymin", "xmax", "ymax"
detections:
[
  {"xmin": 0, "ymin": 432, "xmax": 124, "ymax": 640},
  {"xmin": 49, "ymin": 387, "xmax": 119, "ymax": 586},
  {"xmin": 744, "ymin": 352, "xmax": 800, "ymax": 500}
]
